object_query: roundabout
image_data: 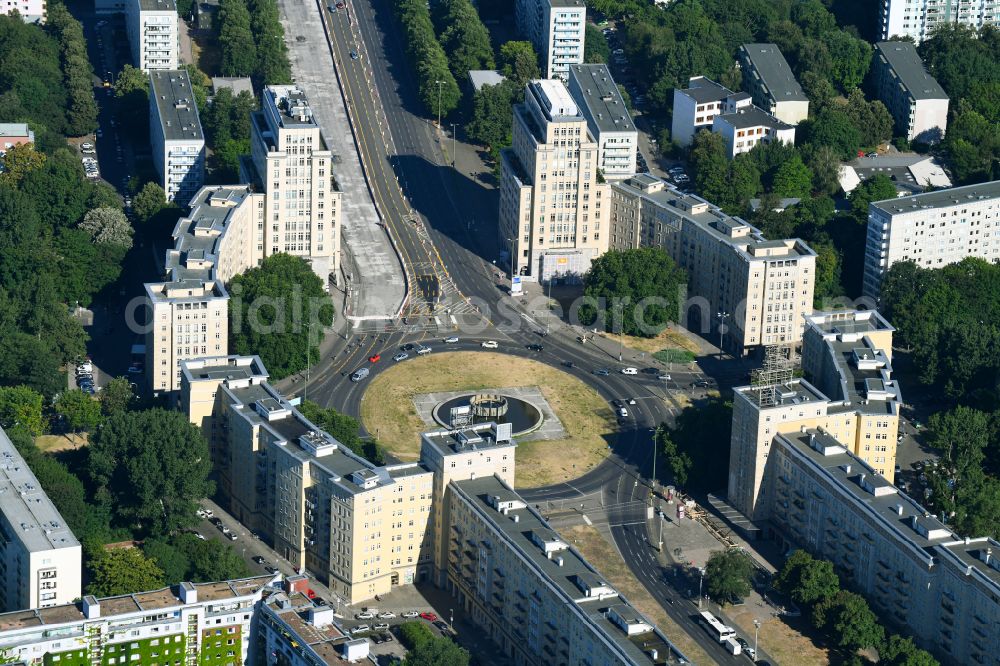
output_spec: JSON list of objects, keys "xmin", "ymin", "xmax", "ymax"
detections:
[
  {"xmin": 359, "ymin": 351, "xmax": 617, "ymax": 488},
  {"xmin": 432, "ymin": 392, "xmax": 543, "ymax": 436}
]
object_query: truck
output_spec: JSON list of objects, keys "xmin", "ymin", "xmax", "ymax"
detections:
[{"xmin": 724, "ymin": 637, "xmax": 742, "ymax": 656}]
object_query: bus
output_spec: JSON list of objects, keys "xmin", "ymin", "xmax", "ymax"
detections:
[{"xmin": 699, "ymin": 611, "xmax": 736, "ymax": 643}]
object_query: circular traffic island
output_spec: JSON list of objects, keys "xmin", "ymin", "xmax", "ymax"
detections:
[{"xmin": 360, "ymin": 351, "xmax": 615, "ymax": 488}]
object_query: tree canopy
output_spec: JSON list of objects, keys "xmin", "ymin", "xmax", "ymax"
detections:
[
  {"xmin": 87, "ymin": 547, "xmax": 166, "ymax": 597},
  {"xmin": 87, "ymin": 409, "xmax": 214, "ymax": 537},
  {"xmin": 580, "ymin": 247, "xmax": 687, "ymax": 338},
  {"xmin": 394, "ymin": 0, "xmax": 461, "ymax": 119},
  {"xmin": 432, "ymin": 0, "xmax": 495, "ymax": 80},
  {"xmin": 299, "ymin": 400, "xmax": 384, "ymax": 464},
  {"xmin": 657, "ymin": 399, "xmax": 732, "ymax": 491},
  {"xmin": 705, "ymin": 549, "xmax": 753, "ymax": 604},
  {"xmin": 0, "ymin": 386, "xmax": 45, "ymax": 436},
  {"xmin": 142, "ymin": 533, "xmax": 252, "ymax": 585}
]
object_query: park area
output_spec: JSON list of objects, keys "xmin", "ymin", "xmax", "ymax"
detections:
[{"xmin": 359, "ymin": 352, "xmax": 614, "ymax": 488}]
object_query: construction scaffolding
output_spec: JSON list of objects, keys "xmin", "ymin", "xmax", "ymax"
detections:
[{"xmin": 749, "ymin": 344, "xmax": 796, "ymax": 406}]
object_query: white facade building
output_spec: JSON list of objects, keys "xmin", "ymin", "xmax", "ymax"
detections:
[
  {"xmin": 498, "ymin": 79, "xmax": 611, "ymax": 282},
  {"xmin": 126, "ymin": 0, "xmax": 178, "ymax": 71},
  {"xmin": 863, "ymin": 180, "xmax": 1000, "ymax": 298},
  {"xmin": 515, "ymin": 0, "xmax": 585, "ymax": 80},
  {"xmin": 713, "ymin": 103, "xmax": 795, "ymax": 159},
  {"xmin": 2, "ymin": 0, "xmax": 44, "ymax": 23},
  {"xmin": 149, "ymin": 69, "xmax": 205, "ymax": 205},
  {"xmin": 247, "ymin": 85, "xmax": 342, "ymax": 286},
  {"xmin": 872, "ymin": 41, "xmax": 949, "ymax": 143},
  {"xmin": 566, "ymin": 64, "xmax": 637, "ymax": 180},
  {"xmin": 0, "ymin": 427, "xmax": 81, "ymax": 612},
  {"xmin": 880, "ymin": 0, "xmax": 1000, "ymax": 42},
  {"xmin": 670, "ymin": 76, "xmax": 748, "ymax": 147}
]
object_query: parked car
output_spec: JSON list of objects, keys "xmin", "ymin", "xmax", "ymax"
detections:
[
  {"xmin": 252, "ymin": 556, "xmax": 267, "ymax": 565},
  {"xmin": 378, "ymin": 611, "xmax": 396, "ymax": 619},
  {"xmin": 373, "ymin": 623, "xmax": 390, "ymax": 631},
  {"xmin": 402, "ymin": 611, "xmax": 420, "ymax": 618},
  {"xmin": 356, "ymin": 612, "xmax": 375, "ymax": 620},
  {"xmin": 352, "ymin": 625, "xmax": 370, "ymax": 634},
  {"xmin": 419, "ymin": 612, "xmax": 438, "ymax": 622},
  {"xmin": 81, "ymin": 142, "xmax": 95, "ymax": 153},
  {"xmin": 226, "ymin": 532, "xmax": 237, "ymax": 541}
]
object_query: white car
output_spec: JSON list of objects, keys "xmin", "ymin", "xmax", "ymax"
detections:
[
  {"xmin": 402, "ymin": 611, "xmax": 420, "ymax": 618},
  {"xmin": 356, "ymin": 612, "xmax": 375, "ymax": 620},
  {"xmin": 374, "ymin": 623, "xmax": 390, "ymax": 631},
  {"xmin": 444, "ymin": 336, "xmax": 459, "ymax": 343},
  {"xmin": 378, "ymin": 611, "xmax": 396, "ymax": 619},
  {"xmin": 203, "ymin": 508, "xmax": 214, "ymax": 518},
  {"xmin": 480, "ymin": 340, "xmax": 498, "ymax": 349},
  {"xmin": 416, "ymin": 346, "xmax": 431, "ymax": 355},
  {"xmin": 621, "ymin": 367, "xmax": 638, "ymax": 375},
  {"xmin": 352, "ymin": 625, "xmax": 370, "ymax": 634},
  {"xmin": 80, "ymin": 142, "xmax": 95, "ymax": 153},
  {"xmin": 618, "ymin": 407, "xmax": 629, "ymax": 418}
]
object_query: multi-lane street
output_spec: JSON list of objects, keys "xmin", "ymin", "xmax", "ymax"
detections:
[{"xmin": 283, "ymin": 0, "xmax": 776, "ymax": 661}]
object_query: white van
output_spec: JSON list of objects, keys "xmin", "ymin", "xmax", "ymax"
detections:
[
  {"xmin": 621, "ymin": 367, "xmax": 638, "ymax": 375},
  {"xmin": 350, "ymin": 367, "xmax": 370, "ymax": 382}
]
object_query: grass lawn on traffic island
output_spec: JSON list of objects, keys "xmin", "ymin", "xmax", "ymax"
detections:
[{"xmin": 359, "ymin": 352, "xmax": 614, "ymax": 488}]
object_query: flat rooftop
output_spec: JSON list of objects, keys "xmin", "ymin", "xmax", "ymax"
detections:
[
  {"xmin": 529, "ymin": 79, "xmax": 580, "ymax": 120},
  {"xmin": 875, "ymin": 41, "xmax": 948, "ymax": 101},
  {"xmin": 676, "ymin": 76, "xmax": 734, "ymax": 104},
  {"xmin": 138, "ymin": 0, "xmax": 175, "ymax": 11},
  {"xmin": 262, "ymin": 593, "xmax": 357, "ymax": 665},
  {"xmin": 806, "ymin": 310, "xmax": 894, "ymax": 338},
  {"xmin": 453, "ymin": 476, "xmax": 686, "ymax": 664},
  {"xmin": 0, "ymin": 575, "xmax": 275, "ymax": 632},
  {"xmin": 740, "ymin": 43, "xmax": 807, "ymax": 102},
  {"xmin": 263, "ymin": 85, "xmax": 321, "ymax": 129},
  {"xmin": 182, "ymin": 355, "xmax": 267, "ymax": 383},
  {"xmin": 613, "ymin": 175, "xmax": 814, "ymax": 261},
  {"xmin": 567, "ymin": 64, "xmax": 635, "ymax": 133},
  {"xmin": 714, "ymin": 104, "xmax": 792, "ymax": 130},
  {"xmin": 870, "ymin": 179, "xmax": 1000, "ymax": 216},
  {"xmin": 150, "ymin": 70, "xmax": 204, "ymax": 143},
  {"xmin": 0, "ymin": 427, "xmax": 80, "ymax": 553},
  {"xmin": 421, "ymin": 424, "xmax": 517, "ymax": 457}
]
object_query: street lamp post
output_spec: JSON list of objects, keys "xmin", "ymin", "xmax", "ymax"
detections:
[
  {"xmin": 506, "ymin": 237, "xmax": 516, "ymax": 281},
  {"xmin": 716, "ymin": 311, "xmax": 729, "ymax": 359},
  {"xmin": 650, "ymin": 427, "xmax": 658, "ymax": 488},
  {"xmin": 698, "ymin": 567, "xmax": 706, "ymax": 609},
  {"xmin": 449, "ymin": 608, "xmax": 454, "ymax": 625},
  {"xmin": 753, "ymin": 619, "xmax": 761, "ymax": 661},
  {"xmin": 450, "ymin": 123, "xmax": 457, "ymax": 168},
  {"xmin": 435, "ymin": 80, "xmax": 444, "ymax": 128}
]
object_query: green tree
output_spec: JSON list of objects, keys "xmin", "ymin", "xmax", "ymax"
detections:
[
  {"xmin": 228, "ymin": 254, "xmax": 334, "ymax": 379},
  {"xmin": 87, "ymin": 547, "xmax": 166, "ymax": 597},
  {"xmin": 133, "ymin": 181, "xmax": 168, "ymax": 223},
  {"xmin": 218, "ymin": 0, "xmax": 258, "ymax": 77},
  {"xmin": 821, "ymin": 31, "xmax": 872, "ymax": 91},
  {"xmin": 55, "ymin": 389, "xmax": 101, "ymax": 435},
  {"xmin": 47, "ymin": 4, "xmax": 99, "ymax": 136},
  {"xmin": 434, "ymin": 0, "xmax": 495, "ymax": 79},
  {"xmin": 248, "ymin": 0, "xmax": 292, "ymax": 85},
  {"xmin": 657, "ymin": 399, "xmax": 732, "ymax": 492},
  {"xmin": 813, "ymin": 590, "xmax": 884, "ymax": 651},
  {"xmin": 843, "ymin": 89, "xmax": 894, "ymax": 147},
  {"xmin": 397, "ymin": 621, "xmax": 436, "ymax": 649},
  {"xmin": 499, "ymin": 41, "xmax": 540, "ymax": 87},
  {"xmin": 405, "ymin": 638, "xmax": 470, "ymax": 666},
  {"xmin": 0, "ymin": 386, "xmax": 45, "ymax": 436},
  {"xmin": 0, "ymin": 141, "xmax": 45, "ymax": 186},
  {"xmin": 688, "ymin": 130, "xmax": 729, "ymax": 203},
  {"xmin": 80, "ymin": 207, "xmax": 134, "ymax": 248},
  {"xmin": 100, "ymin": 377, "xmax": 135, "ymax": 415},
  {"xmin": 395, "ymin": 0, "xmax": 460, "ymax": 119},
  {"xmin": 657, "ymin": 427, "xmax": 692, "ymax": 487},
  {"xmin": 848, "ymin": 174, "xmax": 897, "ymax": 223},
  {"xmin": 580, "ymin": 247, "xmax": 687, "ymax": 338},
  {"xmin": 87, "ymin": 409, "xmax": 214, "ymax": 536},
  {"xmin": 584, "ymin": 24, "xmax": 610, "ymax": 63},
  {"xmin": 466, "ymin": 80, "xmax": 517, "ymax": 153},
  {"xmin": 803, "ymin": 144, "xmax": 842, "ymax": 195},
  {"xmin": 704, "ymin": 549, "xmax": 753, "ymax": 604},
  {"xmin": 142, "ymin": 537, "xmax": 190, "ymax": 585},
  {"xmin": 881, "ymin": 634, "xmax": 940, "ymax": 666},
  {"xmin": 298, "ymin": 400, "xmax": 383, "ymax": 463},
  {"xmin": 771, "ymin": 153, "xmax": 813, "ymax": 198},
  {"xmin": 802, "ymin": 107, "xmax": 863, "ymax": 160},
  {"xmin": 774, "ymin": 550, "xmax": 839, "ymax": 605}
]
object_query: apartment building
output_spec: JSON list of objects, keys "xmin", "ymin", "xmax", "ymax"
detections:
[
  {"xmin": 766, "ymin": 429, "xmax": 1000, "ymax": 666},
  {"xmin": 149, "ymin": 69, "xmax": 206, "ymax": 205},
  {"xmin": 126, "ymin": 0, "xmax": 178, "ymax": 71},
  {"xmin": 862, "ymin": 179, "xmax": 1000, "ymax": 299},
  {"xmin": 257, "ymin": 576, "xmax": 370, "ymax": 664},
  {"xmin": 144, "ymin": 185, "xmax": 269, "ymax": 394},
  {"xmin": 670, "ymin": 76, "xmax": 745, "ymax": 147},
  {"xmin": 0, "ymin": 575, "xmax": 274, "ymax": 664},
  {"xmin": 2, "ymin": 0, "xmax": 44, "ymax": 22},
  {"xmin": 0, "ymin": 427, "xmax": 81, "ymax": 612},
  {"xmin": 447, "ymin": 475, "xmax": 690, "ymax": 665},
  {"xmin": 713, "ymin": 104, "xmax": 795, "ymax": 158},
  {"xmin": 498, "ymin": 79, "xmax": 611, "ymax": 281},
  {"xmin": 728, "ymin": 309, "xmax": 902, "ymax": 522},
  {"xmin": 246, "ymin": 85, "xmax": 342, "ymax": 286},
  {"xmin": 737, "ymin": 44, "xmax": 809, "ymax": 125},
  {"xmin": 872, "ymin": 41, "xmax": 949, "ymax": 143},
  {"xmin": 880, "ymin": 0, "xmax": 1000, "ymax": 42},
  {"xmin": 609, "ymin": 174, "xmax": 816, "ymax": 354},
  {"xmin": 566, "ymin": 64, "xmax": 637, "ymax": 180},
  {"xmin": 514, "ymin": 0, "xmax": 585, "ymax": 80},
  {"xmin": 0, "ymin": 123, "xmax": 34, "ymax": 153}
]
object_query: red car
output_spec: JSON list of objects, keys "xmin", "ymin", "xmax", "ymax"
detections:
[
  {"xmin": 419, "ymin": 612, "xmax": 438, "ymax": 622},
  {"xmin": 307, "ymin": 589, "xmax": 316, "ymax": 599},
  {"xmin": 368, "ymin": 354, "xmax": 381, "ymax": 363}
]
